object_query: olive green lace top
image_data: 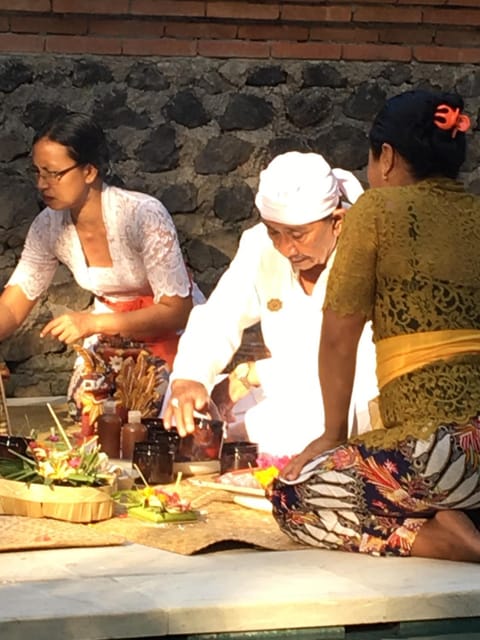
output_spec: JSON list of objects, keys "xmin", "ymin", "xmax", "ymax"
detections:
[{"xmin": 324, "ymin": 178, "xmax": 480, "ymax": 448}]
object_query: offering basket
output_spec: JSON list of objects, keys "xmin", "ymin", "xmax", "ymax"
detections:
[{"xmin": 0, "ymin": 479, "xmax": 114, "ymax": 523}]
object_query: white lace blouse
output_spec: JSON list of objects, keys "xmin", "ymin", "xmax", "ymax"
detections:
[{"xmin": 7, "ymin": 184, "xmax": 191, "ymax": 303}]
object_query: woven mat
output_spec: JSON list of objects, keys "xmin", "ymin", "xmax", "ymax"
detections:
[
  {"xmin": 0, "ymin": 483, "xmax": 305, "ymax": 556},
  {"xmin": 93, "ymin": 483, "xmax": 306, "ymax": 555},
  {"xmin": 2, "ymin": 402, "xmax": 304, "ymax": 555},
  {"xmin": 0, "ymin": 515, "xmax": 125, "ymax": 552}
]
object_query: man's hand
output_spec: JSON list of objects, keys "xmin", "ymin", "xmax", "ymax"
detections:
[
  {"xmin": 281, "ymin": 435, "xmax": 345, "ymax": 481},
  {"xmin": 40, "ymin": 312, "xmax": 96, "ymax": 344},
  {"xmin": 163, "ymin": 379, "xmax": 210, "ymax": 437},
  {"xmin": 210, "ymin": 376, "xmax": 236, "ymax": 423},
  {"xmin": 210, "ymin": 360, "xmax": 259, "ymax": 422}
]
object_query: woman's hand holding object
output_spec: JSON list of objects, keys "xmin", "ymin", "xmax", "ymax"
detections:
[{"xmin": 40, "ymin": 311, "xmax": 96, "ymax": 344}]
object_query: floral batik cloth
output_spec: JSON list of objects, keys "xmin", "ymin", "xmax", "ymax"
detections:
[{"xmin": 270, "ymin": 415, "xmax": 480, "ymax": 556}]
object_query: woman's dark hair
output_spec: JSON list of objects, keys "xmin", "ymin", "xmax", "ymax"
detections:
[
  {"xmin": 34, "ymin": 111, "xmax": 112, "ymax": 182},
  {"xmin": 369, "ymin": 89, "xmax": 468, "ymax": 180}
]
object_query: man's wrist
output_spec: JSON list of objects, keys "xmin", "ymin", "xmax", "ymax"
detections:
[{"xmin": 232, "ymin": 361, "xmax": 256, "ymax": 390}]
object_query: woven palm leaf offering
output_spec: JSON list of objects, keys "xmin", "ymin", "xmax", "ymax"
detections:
[
  {"xmin": 113, "ymin": 469, "xmax": 198, "ymax": 524},
  {"xmin": 0, "ymin": 406, "xmax": 116, "ymax": 523}
]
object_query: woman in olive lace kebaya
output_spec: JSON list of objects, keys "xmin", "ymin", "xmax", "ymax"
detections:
[{"xmin": 271, "ymin": 89, "xmax": 480, "ymax": 562}]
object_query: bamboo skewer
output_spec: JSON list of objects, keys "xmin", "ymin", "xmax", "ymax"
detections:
[
  {"xmin": 174, "ymin": 471, "xmax": 183, "ymax": 492},
  {"xmin": 24, "ymin": 413, "xmax": 33, "ymax": 438},
  {"xmin": 46, "ymin": 402, "xmax": 72, "ymax": 450},
  {"xmin": 0, "ymin": 375, "xmax": 11, "ymax": 435},
  {"xmin": 133, "ymin": 462, "xmax": 149, "ymax": 487}
]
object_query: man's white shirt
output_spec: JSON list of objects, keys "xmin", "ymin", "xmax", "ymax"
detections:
[{"xmin": 169, "ymin": 223, "xmax": 378, "ymax": 456}]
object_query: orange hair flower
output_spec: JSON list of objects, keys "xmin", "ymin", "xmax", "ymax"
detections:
[{"xmin": 434, "ymin": 104, "xmax": 471, "ymax": 138}]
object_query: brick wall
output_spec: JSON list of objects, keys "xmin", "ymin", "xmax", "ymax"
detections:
[{"xmin": 0, "ymin": 1, "xmax": 479, "ymax": 63}]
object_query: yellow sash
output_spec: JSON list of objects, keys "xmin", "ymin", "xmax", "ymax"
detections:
[{"xmin": 376, "ymin": 329, "xmax": 480, "ymax": 390}]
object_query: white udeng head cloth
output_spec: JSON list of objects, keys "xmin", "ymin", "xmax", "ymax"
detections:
[{"xmin": 255, "ymin": 151, "xmax": 364, "ymax": 225}]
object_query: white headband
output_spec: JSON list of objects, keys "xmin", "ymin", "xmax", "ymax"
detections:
[{"xmin": 255, "ymin": 151, "xmax": 364, "ymax": 225}]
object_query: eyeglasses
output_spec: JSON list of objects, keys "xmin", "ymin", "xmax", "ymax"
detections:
[{"xmin": 29, "ymin": 163, "xmax": 80, "ymax": 184}]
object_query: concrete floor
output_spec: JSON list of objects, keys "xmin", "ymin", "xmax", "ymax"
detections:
[{"xmin": 1, "ymin": 398, "xmax": 480, "ymax": 639}]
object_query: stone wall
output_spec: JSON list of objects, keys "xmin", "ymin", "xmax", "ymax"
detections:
[{"xmin": 1, "ymin": 53, "xmax": 480, "ymax": 396}]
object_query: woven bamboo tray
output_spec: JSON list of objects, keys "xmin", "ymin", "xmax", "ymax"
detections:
[{"xmin": 0, "ymin": 479, "xmax": 114, "ymax": 523}]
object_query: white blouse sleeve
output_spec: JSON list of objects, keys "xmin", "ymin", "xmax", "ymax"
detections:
[
  {"xmin": 129, "ymin": 197, "xmax": 191, "ymax": 302},
  {"xmin": 6, "ymin": 211, "xmax": 58, "ymax": 300}
]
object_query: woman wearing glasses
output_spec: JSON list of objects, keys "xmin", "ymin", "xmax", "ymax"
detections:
[{"xmin": 0, "ymin": 111, "xmax": 195, "ymax": 373}]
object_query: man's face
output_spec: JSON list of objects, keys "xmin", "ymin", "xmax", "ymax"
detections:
[{"xmin": 263, "ymin": 211, "xmax": 343, "ymax": 272}]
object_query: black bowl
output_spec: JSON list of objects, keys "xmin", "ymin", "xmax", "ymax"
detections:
[
  {"xmin": 142, "ymin": 418, "xmax": 166, "ymax": 431},
  {"xmin": 0, "ymin": 435, "xmax": 33, "ymax": 460},
  {"xmin": 133, "ymin": 440, "xmax": 176, "ymax": 485},
  {"xmin": 220, "ymin": 441, "xmax": 259, "ymax": 474},
  {"xmin": 143, "ymin": 418, "xmax": 180, "ymax": 448},
  {"xmin": 176, "ymin": 417, "xmax": 225, "ymax": 463}
]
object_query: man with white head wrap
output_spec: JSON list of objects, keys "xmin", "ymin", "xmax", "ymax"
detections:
[
  {"xmin": 164, "ymin": 152, "xmax": 377, "ymax": 457},
  {"xmin": 255, "ymin": 153, "xmax": 364, "ymax": 225}
]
